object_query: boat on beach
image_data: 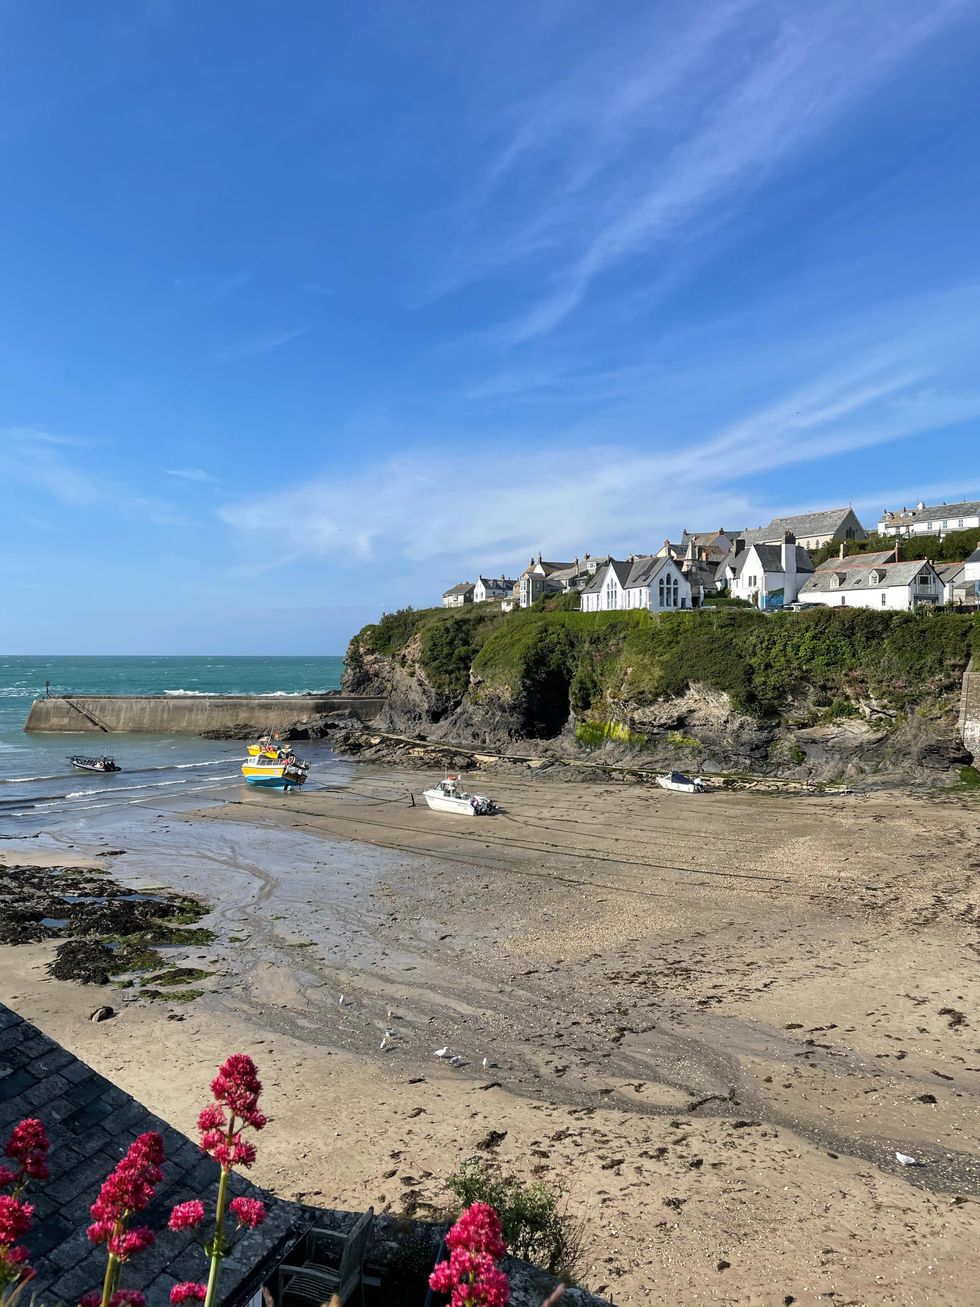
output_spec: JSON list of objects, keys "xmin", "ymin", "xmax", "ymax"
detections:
[
  {"xmin": 656, "ymin": 771, "xmax": 706, "ymax": 794},
  {"xmin": 240, "ymin": 749, "xmax": 310, "ymax": 790},
  {"xmin": 67, "ymin": 755, "xmax": 121, "ymax": 773},
  {"xmin": 422, "ymin": 774, "xmax": 498, "ymax": 816}
]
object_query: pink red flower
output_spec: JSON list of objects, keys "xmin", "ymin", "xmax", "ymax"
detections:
[
  {"xmin": 3, "ymin": 1119, "xmax": 49, "ymax": 1184},
  {"xmin": 89, "ymin": 1133, "xmax": 164, "ymax": 1234},
  {"xmin": 110, "ymin": 1291, "xmax": 146, "ymax": 1307},
  {"xmin": 229, "ymin": 1197, "xmax": 265, "ymax": 1229},
  {"xmin": 0, "ymin": 1167, "xmax": 16, "ymax": 1189},
  {"xmin": 110, "ymin": 1227, "xmax": 155, "ymax": 1260},
  {"xmin": 209, "ymin": 1055, "xmax": 266, "ymax": 1130},
  {"xmin": 429, "ymin": 1249, "xmax": 509, "ymax": 1306},
  {"xmin": 170, "ymin": 1282, "xmax": 207, "ymax": 1304},
  {"xmin": 79, "ymin": 1293, "xmax": 102, "ymax": 1307},
  {"xmin": 445, "ymin": 1202, "xmax": 507, "ymax": 1260},
  {"xmin": 169, "ymin": 1201, "xmax": 205, "ymax": 1232},
  {"xmin": 429, "ymin": 1205, "xmax": 510, "ymax": 1307},
  {"xmin": 0, "ymin": 1195, "xmax": 33, "ymax": 1246},
  {"xmin": 196, "ymin": 1105, "xmax": 224, "ymax": 1133}
]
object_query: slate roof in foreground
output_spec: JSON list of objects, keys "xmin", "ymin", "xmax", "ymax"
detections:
[{"xmin": 0, "ymin": 1003, "xmax": 311, "ymax": 1307}]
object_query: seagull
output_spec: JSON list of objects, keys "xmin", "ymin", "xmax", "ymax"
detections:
[
  {"xmin": 449, "ymin": 1055, "xmax": 465, "ymax": 1068},
  {"xmin": 386, "ymin": 1009, "xmax": 393, "ymax": 1019},
  {"xmin": 895, "ymin": 1151, "xmax": 918, "ymax": 1166},
  {"xmin": 385, "ymin": 1028, "xmax": 396, "ymax": 1038},
  {"xmin": 339, "ymin": 994, "xmax": 346, "ymax": 1006},
  {"xmin": 482, "ymin": 1057, "xmax": 489, "ymax": 1070},
  {"xmin": 434, "ymin": 1047, "xmax": 450, "ymax": 1059},
  {"xmin": 380, "ymin": 1036, "xmax": 391, "ymax": 1051}
]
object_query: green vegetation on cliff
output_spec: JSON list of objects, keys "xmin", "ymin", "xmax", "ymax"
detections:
[{"xmin": 350, "ymin": 603, "xmax": 978, "ymax": 737}]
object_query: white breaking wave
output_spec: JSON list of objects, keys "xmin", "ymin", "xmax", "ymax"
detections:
[
  {"xmin": 66, "ymin": 779, "xmax": 197, "ymax": 799},
  {"xmin": 163, "ymin": 689, "xmax": 209, "ymax": 696}
]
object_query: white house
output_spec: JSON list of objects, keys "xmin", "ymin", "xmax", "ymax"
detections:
[
  {"xmin": 720, "ymin": 536, "xmax": 814, "ymax": 609},
  {"xmin": 797, "ymin": 552, "xmax": 943, "ymax": 610},
  {"xmin": 442, "ymin": 581, "xmax": 474, "ymax": 608},
  {"xmin": 473, "ymin": 576, "xmax": 517, "ymax": 604},
  {"xmin": 877, "ymin": 499, "xmax": 980, "ymax": 538},
  {"xmin": 965, "ymin": 546, "xmax": 980, "ymax": 586},
  {"xmin": 581, "ymin": 556, "xmax": 692, "ymax": 613}
]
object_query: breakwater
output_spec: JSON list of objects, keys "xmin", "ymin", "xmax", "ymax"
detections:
[{"xmin": 24, "ymin": 693, "xmax": 385, "ymax": 733}]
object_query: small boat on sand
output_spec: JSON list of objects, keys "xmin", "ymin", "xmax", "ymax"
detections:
[
  {"xmin": 241, "ymin": 749, "xmax": 310, "ymax": 791},
  {"xmin": 656, "ymin": 771, "xmax": 706, "ymax": 794},
  {"xmin": 422, "ymin": 775, "xmax": 498, "ymax": 816},
  {"xmin": 67, "ymin": 755, "xmax": 121, "ymax": 773}
]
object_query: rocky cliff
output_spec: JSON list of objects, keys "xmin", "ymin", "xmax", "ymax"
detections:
[{"xmin": 343, "ymin": 603, "xmax": 979, "ymax": 783}]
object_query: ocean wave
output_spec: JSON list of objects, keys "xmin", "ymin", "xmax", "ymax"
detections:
[
  {"xmin": 65, "ymin": 778, "xmax": 198, "ymax": 799},
  {"xmin": 163, "ymin": 689, "xmax": 209, "ymax": 697},
  {"xmin": 0, "ymin": 773, "xmax": 63, "ymax": 784}
]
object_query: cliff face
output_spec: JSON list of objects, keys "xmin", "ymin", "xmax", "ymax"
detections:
[{"xmin": 343, "ymin": 605, "xmax": 978, "ymax": 782}]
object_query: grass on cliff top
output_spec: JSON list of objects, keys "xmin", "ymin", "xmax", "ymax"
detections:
[{"xmin": 352, "ymin": 603, "xmax": 979, "ymax": 723}]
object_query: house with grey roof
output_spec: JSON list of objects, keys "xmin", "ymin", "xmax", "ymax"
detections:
[
  {"xmin": 581, "ymin": 555, "xmax": 691, "ymax": 612},
  {"xmin": 797, "ymin": 551, "xmax": 943, "ymax": 610},
  {"xmin": 732, "ymin": 507, "xmax": 866, "ymax": 552},
  {"xmin": 473, "ymin": 575, "xmax": 517, "ymax": 604},
  {"xmin": 442, "ymin": 581, "xmax": 475, "ymax": 607},
  {"xmin": 965, "ymin": 546, "xmax": 980, "ymax": 588},
  {"xmin": 719, "ymin": 536, "xmax": 814, "ymax": 609},
  {"xmin": 934, "ymin": 562, "xmax": 976, "ymax": 607},
  {"xmin": 878, "ymin": 499, "xmax": 980, "ymax": 539}
]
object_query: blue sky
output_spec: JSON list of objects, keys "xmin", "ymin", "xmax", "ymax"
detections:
[{"xmin": 2, "ymin": 1, "xmax": 979, "ymax": 654}]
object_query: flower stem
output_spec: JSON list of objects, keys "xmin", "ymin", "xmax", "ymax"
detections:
[
  {"xmin": 203, "ymin": 1151, "xmax": 232, "ymax": 1307},
  {"xmin": 99, "ymin": 1251, "xmax": 118, "ymax": 1307}
]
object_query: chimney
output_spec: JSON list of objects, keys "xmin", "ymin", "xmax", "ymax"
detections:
[
  {"xmin": 892, "ymin": 542, "xmax": 901, "ymax": 563},
  {"xmin": 734, "ymin": 538, "xmax": 746, "ymax": 556},
  {"xmin": 839, "ymin": 542, "xmax": 846, "ymax": 560},
  {"xmin": 782, "ymin": 532, "xmax": 797, "ymax": 595}
]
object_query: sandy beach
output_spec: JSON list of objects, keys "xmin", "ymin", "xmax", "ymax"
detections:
[{"xmin": 2, "ymin": 769, "xmax": 979, "ymax": 1305}]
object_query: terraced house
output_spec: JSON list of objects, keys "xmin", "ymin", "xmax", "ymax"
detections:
[
  {"xmin": 797, "ymin": 550, "xmax": 944, "ymax": 609},
  {"xmin": 877, "ymin": 498, "xmax": 980, "ymax": 538}
]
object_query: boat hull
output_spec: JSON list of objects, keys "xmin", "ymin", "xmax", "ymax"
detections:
[
  {"xmin": 423, "ymin": 791, "xmax": 479, "ymax": 815},
  {"xmin": 241, "ymin": 763, "xmax": 308, "ymax": 790}
]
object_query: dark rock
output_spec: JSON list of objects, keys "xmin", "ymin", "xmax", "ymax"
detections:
[{"xmin": 89, "ymin": 1006, "xmax": 115, "ymax": 1023}]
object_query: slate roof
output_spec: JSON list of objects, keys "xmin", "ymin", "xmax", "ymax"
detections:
[
  {"xmin": 442, "ymin": 581, "xmax": 474, "ymax": 597},
  {"xmin": 580, "ymin": 559, "xmax": 632, "ymax": 595},
  {"xmin": 0, "ymin": 1003, "xmax": 311, "ymax": 1307},
  {"xmin": 624, "ymin": 555, "xmax": 677, "ymax": 588},
  {"xmin": 966, "ymin": 547, "xmax": 980, "ymax": 564},
  {"xmin": 935, "ymin": 563, "xmax": 965, "ymax": 584},
  {"xmin": 813, "ymin": 549, "xmax": 894, "ymax": 572},
  {"xmin": 476, "ymin": 576, "xmax": 517, "ymax": 590},
  {"xmin": 799, "ymin": 558, "xmax": 935, "ymax": 594},
  {"xmin": 733, "ymin": 544, "xmax": 814, "ymax": 578},
  {"xmin": 880, "ymin": 499, "xmax": 980, "ymax": 525}
]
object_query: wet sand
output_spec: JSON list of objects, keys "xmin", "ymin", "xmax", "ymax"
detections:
[{"xmin": 2, "ymin": 770, "xmax": 979, "ymax": 1304}]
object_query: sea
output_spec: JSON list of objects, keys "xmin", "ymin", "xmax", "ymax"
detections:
[{"xmin": 0, "ymin": 655, "xmax": 345, "ymax": 835}]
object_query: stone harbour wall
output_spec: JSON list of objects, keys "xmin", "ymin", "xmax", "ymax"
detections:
[{"xmin": 24, "ymin": 693, "xmax": 386, "ymax": 734}]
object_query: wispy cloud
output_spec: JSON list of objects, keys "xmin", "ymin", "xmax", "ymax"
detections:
[
  {"xmin": 219, "ymin": 279, "xmax": 980, "ymax": 574},
  {"xmin": 165, "ymin": 467, "xmax": 221, "ymax": 485},
  {"xmin": 445, "ymin": 0, "xmax": 967, "ymax": 340},
  {"xmin": 0, "ymin": 427, "xmax": 103, "ymax": 506},
  {"xmin": 214, "ymin": 326, "xmax": 309, "ymax": 361}
]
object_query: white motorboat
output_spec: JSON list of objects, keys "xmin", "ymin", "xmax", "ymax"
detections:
[
  {"xmin": 656, "ymin": 771, "xmax": 706, "ymax": 794},
  {"xmin": 422, "ymin": 774, "xmax": 498, "ymax": 816}
]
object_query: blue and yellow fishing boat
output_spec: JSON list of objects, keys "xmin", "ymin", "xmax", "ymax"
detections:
[{"xmin": 241, "ymin": 746, "xmax": 310, "ymax": 790}]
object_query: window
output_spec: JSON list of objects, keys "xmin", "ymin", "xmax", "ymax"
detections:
[
  {"xmin": 941, "ymin": 520, "xmax": 948, "ymax": 530},
  {"xmin": 926, "ymin": 521, "xmax": 933, "ymax": 531},
  {"xmin": 881, "ymin": 592, "xmax": 887, "ymax": 606},
  {"xmin": 840, "ymin": 596, "xmax": 845, "ymax": 606},
  {"xmin": 958, "ymin": 519, "xmax": 964, "ymax": 528},
  {"xmin": 604, "ymin": 577, "xmax": 618, "ymax": 609},
  {"xmin": 918, "ymin": 573, "xmax": 931, "ymax": 587}
]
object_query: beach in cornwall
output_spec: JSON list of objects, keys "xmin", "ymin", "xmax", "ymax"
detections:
[{"xmin": 2, "ymin": 701, "xmax": 979, "ymax": 1303}]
